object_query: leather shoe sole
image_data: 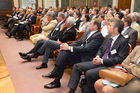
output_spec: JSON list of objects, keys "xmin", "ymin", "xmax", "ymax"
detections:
[
  {"xmin": 36, "ymin": 64, "xmax": 47, "ymax": 69},
  {"xmin": 21, "ymin": 56, "xmax": 31, "ymax": 61},
  {"xmin": 42, "ymin": 73, "xmax": 58, "ymax": 78},
  {"xmin": 44, "ymin": 82, "xmax": 61, "ymax": 89}
]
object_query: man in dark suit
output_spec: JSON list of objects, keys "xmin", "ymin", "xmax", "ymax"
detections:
[
  {"xmin": 5, "ymin": 9, "xmax": 26, "ymax": 38},
  {"xmin": 42, "ymin": 20, "xmax": 104, "ymax": 89},
  {"xmin": 20, "ymin": 16, "xmax": 76, "ymax": 69},
  {"xmin": 73, "ymin": 11, "xmax": 81, "ymax": 29},
  {"xmin": 19, "ymin": 12, "xmax": 65, "ymax": 61},
  {"xmin": 67, "ymin": 19, "xmax": 129, "ymax": 93},
  {"xmin": 17, "ymin": 10, "xmax": 36, "ymax": 41},
  {"xmin": 121, "ymin": 16, "xmax": 138, "ymax": 49}
]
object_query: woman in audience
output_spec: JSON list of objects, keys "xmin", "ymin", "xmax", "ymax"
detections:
[
  {"xmin": 94, "ymin": 46, "xmax": 140, "ymax": 93},
  {"xmin": 100, "ymin": 15, "xmax": 113, "ymax": 37},
  {"xmin": 78, "ymin": 14, "xmax": 90, "ymax": 32}
]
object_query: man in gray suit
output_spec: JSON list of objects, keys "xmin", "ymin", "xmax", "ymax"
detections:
[
  {"xmin": 121, "ymin": 16, "xmax": 138, "ymax": 49},
  {"xmin": 67, "ymin": 19, "xmax": 129, "ymax": 93},
  {"xmin": 42, "ymin": 20, "xmax": 104, "ymax": 89}
]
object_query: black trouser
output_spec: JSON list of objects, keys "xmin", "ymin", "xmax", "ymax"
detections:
[
  {"xmin": 68, "ymin": 62, "xmax": 107, "ymax": 93},
  {"xmin": 28, "ymin": 40, "xmax": 45, "ymax": 54},
  {"xmin": 54, "ymin": 50, "xmax": 82, "ymax": 79}
]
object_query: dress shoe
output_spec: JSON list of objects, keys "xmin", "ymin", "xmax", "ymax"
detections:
[
  {"xmin": 44, "ymin": 81, "xmax": 61, "ymax": 89},
  {"xmin": 7, "ymin": 32, "xmax": 12, "ymax": 38},
  {"xmin": 42, "ymin": 72, "xmax": 58, "ymax": 78},
  {"xmin": 5, "ymin": 32, "xmax": 8, "ymax": 36},
  {"xmin": 19, "ymin": 52, "xmax": 28, "ymax": 57},
  {"xmin": 36, "ymin": 63, "xmax": 48, "ymax": 69},
  {"xmin": 21, "ymin": 55, "xmax": 31, "ymax": 61}
]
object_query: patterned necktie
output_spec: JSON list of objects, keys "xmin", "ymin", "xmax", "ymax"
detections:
[{"xmin": 102, "ymin": 38, "xmax": 113, "ymax": 59}]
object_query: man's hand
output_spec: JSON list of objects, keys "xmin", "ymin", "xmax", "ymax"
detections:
[
  {"xmin": 60, "ymin": 24, "xmax": 66, "ymax": 31},
  {"xmin": 60, "ymin": 43, "xmax": 69, "ymax": 50},
  {"xmin": 24, "ymin": 21, "xmax": 27, "ymax": 24},
  {"xmin": 43, "ymin": 37, "xmax": 49, "ymax": 41},
  {"xmin": 92, "ymin": 56, "xmax": 102, "ymax": 65},
  {"xmin": 57, "ymin": 39, "xmax": 62, "ymax": 45}
]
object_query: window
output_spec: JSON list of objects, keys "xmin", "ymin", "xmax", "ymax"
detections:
[{"xmin": 20, "ymin": 0, "xmax": 36, "ymax": 9}]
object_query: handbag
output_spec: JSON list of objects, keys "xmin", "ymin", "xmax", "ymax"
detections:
[{"xmin": 99, "ymin": 65, "xmax": 134, "ymax": 86}]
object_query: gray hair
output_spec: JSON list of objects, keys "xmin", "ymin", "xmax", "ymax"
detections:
[
  {"xmin": 47, "ymin": 11, "xmax": 56, "ymax": 20},
  {"xmin": 58, "ymin": 12, "xmax": 65, "ymax": 19},
  {"xmin": 67, "ymin": 17, "xmax": 75, "ymax": 26},
  {"xmin": 129, "ymin": 12, "xmax": 139, "ymax": 21}
]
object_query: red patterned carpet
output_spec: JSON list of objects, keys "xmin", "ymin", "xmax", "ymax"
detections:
[{"xmin": 0, "ymin": 25, "xmax": 80, "ymax": 93}]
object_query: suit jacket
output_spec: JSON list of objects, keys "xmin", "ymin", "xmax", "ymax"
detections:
[
  {"xmin": 75, "ymin": 18, "xmax": 81, "ymax": 29},
  {"xmin": 97, "ymin": 34, "xmax": 129, "ymax": 67},
  {"xmin": 122, "ymin": 46, "xmax": 140, "ymax": 79},
  {"xmin": 47, "ymin": 20, "xmax": 65, "ymax": 41},
  {"xmin": 70, "ymin": 31, "xmax": 104, "ymax": 61},
  {"xmin": 41, "ymin": 19, "xmax": 58, "ymax": 37},
  {"xmin": 17, "ymin": 13, "xmax": 24, "ymax": 20},
  {"xmin": 58, "ymin": 26, "xmax": 76, "ymax": 43},
  {"xmin": 11, "ymin": 11, "xmax": 16, "ymax": 17},
  {"xmin": 27, "ymin": 15, "xmax": 36, "ymax": 25},
  {"xmin": 122, "ymin": 27, "xmax": 138, "ymax": 49},
  {"xmin": 20, "ymin": 14, "xmax": 27, "ymax": 22}
]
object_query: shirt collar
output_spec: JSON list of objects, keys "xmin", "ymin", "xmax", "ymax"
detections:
[
  {"xmin": 90, "ymin": 30, "xmax": 98, "ymax": 34},
  {"xmin": 111, "ymin": 34, "xmax": 120, "ymax": 41},
  {"xmin": 75, "ymin": 18, "xmax": 79, "ymax": 22},
  {"xmin": 121, "ymin": 26, "xmax": 129, "ymax": 34}
]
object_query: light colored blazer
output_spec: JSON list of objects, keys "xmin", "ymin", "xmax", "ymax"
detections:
[
  {"xmin": 30, "ymin": 19, "xmax": 57, "ymax": 44},
  {"xmin": 122, "ymin": 46, "xmax": 140, "ymax": 79},
  {"xmin": 131, "ymin": 22, "xmax": 140, "ymax": 40},
  {"xmin": 41, "ymin": 19, "xmax": 58, "ymax": 37}
]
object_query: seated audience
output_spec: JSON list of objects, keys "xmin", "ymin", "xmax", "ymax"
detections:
[
  {"xmin": 67, "ymin": 19, "xmax": 129, "ymax": 93},
  {"xmin": 19, "ymin": 17, "xmax": 76, "ymax": 69},
  {"xmin": 5, "ymin": 9, "xmax": 26, "ymax": 38},
  {"xmin": 42, "ymin": 19, "xmax": 104, "ymax": 89},
  {"xmin": 17, "ymin": 10, "xmax": 37, "ymax": 41},
  {"xmin": 94, "ymin": 46, "xmax": 140, "ymax": 93}
]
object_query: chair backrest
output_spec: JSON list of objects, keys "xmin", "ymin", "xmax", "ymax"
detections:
[
  {"xmin": 136, "ymin": 39, "xmax": 140, "ymax": 45},
  {"xmin": 128, "ymin": 43, "xmax": 132, "ymax": 54},
  {"xmin": 35, "ymin": 16, "xmax": 41, "ymax": 26},
  {"xmin": 75, "ymin": 31, "xmax": 85, "ymax": 41}
]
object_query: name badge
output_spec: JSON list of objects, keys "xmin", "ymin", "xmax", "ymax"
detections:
[
  {"xmin": 111, "ymin": 49, "xmax": 117, "ymax": 55},
  {"xmin": 124, "ymin": 35, "xmax": 129, "ymax": 38},
  {"xmin": 55, "ymin": 28, "xmax": 59, "ymax": 31}
]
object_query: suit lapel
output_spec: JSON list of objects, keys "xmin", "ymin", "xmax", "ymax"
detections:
[
  {"xmin": 111, "ymin": 35, "xmax": 122, "ymax": 50},
  {"xmin": 122, "ymin": 27, "xmax": 130, "ymax": 36},
  {"xmin": 86, "ymin": 31, "xmax": 99, "ymax": 41}
]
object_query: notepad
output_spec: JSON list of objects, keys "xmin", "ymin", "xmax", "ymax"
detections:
[{"xmin": 102, "ymin": 79, "xmax": 120, "ymax": 88}]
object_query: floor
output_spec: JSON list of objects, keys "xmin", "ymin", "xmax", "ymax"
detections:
[
  {"xmin": 0, "ymin": 50, "xmax": 16, "ymax": 93},
  {"xmin": 0, "ymin": 26, "xmax": 80, "ymax": 93}
]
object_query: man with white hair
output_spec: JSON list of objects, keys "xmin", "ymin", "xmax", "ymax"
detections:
[
  {"xmin": 21, "ymin": 17, "xmax": 76, "ymax": 69},
  {"xmin": 128, "ymin": 12, "xmax": 140, "ymax": 40}
]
